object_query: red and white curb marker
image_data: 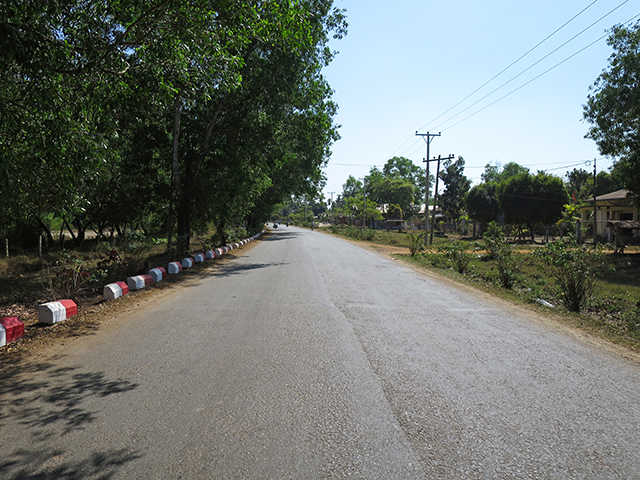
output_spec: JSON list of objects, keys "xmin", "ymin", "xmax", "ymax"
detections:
[
  {"xmin": 194, "ymin": 253, "xmax": 205, "ymax": 263},
  {"xmin": 206, "ymin": 250, "xmax": 215, "ymax": 260},
  {"xmin": 149, "ymin": 267, "xmax": 167, "ymax": 283},
  {"xmin": 1, "ymin": 316, "xmax": 24, "ymax": 347},
  {"xmin": 103, "ymin": 281, "xmax": 129, "ymax": 301},
  {"xmin": 38, "ymin": 299, "xmax": 78, "ymax": 325},
  {"xmin": 127, "ymin": 274, "xmax": 154, "ymax": 291},
  {"xmin": 168, "ymin": 262, "xmax": 182, "ymax": 275},
  {"xmin": 181, "ymin": 257, "xmax": 194, "ymax": 269}
]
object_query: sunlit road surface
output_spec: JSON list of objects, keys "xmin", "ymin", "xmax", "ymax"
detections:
[{"xmin": 2, "ymin": 226, "xmax": 640, "ymax": 479}]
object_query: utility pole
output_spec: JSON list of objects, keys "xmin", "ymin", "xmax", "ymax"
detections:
[
  {"xmin": 360, "ymin": 177, "xmax": 367, "ymax": 228},
  {"xmin": 593, "ymin": 157, "xmax": 597, "ymax": 246},
  {"xmin": 416, "ymin": 131, "xmax": 440, "ymax": 244},
  {"xmin": 328, "ymin": 192, "xmax": 335, "ymax": 226},
  {"xmin": 429, "ymin": 154, "xmax": 455, "ymax": 245}
]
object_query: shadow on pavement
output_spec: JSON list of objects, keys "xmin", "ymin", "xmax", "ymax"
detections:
[
  {"xmin": 0, "ymin": 359, "xmax": 141, "ymax": 479},
  {"xmin": 261, "ymin": 230, "xmax": 300, "ymax": 241},
  {"xmin": 209, "ymin": 261, "xmax": 290, "ymax": 278}
]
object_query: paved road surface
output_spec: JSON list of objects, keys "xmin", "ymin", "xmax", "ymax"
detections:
[{"xmin": 2, "ymin": 226, "xmax": 640, "ymax": 479}]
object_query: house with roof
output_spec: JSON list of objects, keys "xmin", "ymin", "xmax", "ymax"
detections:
[{"xmin": 580, "ymin": 189, "xmax": 640, "ymax": 246}]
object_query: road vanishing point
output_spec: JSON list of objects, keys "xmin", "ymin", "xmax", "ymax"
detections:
[{"xmin": 1, "ymin": 226, "xmax": 640, "ymax": 479}]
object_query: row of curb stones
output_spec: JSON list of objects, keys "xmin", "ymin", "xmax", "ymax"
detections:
[{"xmin": 0, "ymin": 231, "xmax": 264, "ymax": 349}]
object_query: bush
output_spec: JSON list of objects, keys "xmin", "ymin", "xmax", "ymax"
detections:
[
  {"xmin": 534, "ymin": 237, "xmax": 611, "ymax": 312},
  {"xmin": 45, "ymin": 254, "xmax": 95, "ymax": 300},
  {"xmin": 437, "ymin": 239, "xmax": 478, "ymax": 274},
  {"xmin": 343, "ymin": 226, "xmax": 375, "ymax": 241},
  {"xmin": 484, "ymin": 222, "xmax": 518, "ymax": 289},
  {"xmin": 408, "ymin": 231, "xmax": 425, "ymax": 257}
]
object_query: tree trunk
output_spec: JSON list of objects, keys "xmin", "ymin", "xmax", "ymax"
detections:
[
  {"xmin": 36, "ymin": 217, "xmax": 54, "ymax": 251},
  {"xmin": 63, "ymin": 218, "xmax": 78, "ymax": 247},
  {"xmin": 171, "ymin": 96, "xmax": 192, "ymax": 255},
  {"xmin": 176, "ymin": 194, "xmax": 191, "ymax": 254}
]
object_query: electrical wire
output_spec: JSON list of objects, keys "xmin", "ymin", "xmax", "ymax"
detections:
[
  {"xmin": 395, "ymin": 1, "xmax": 632, "ymax": 161},
  {"xmin": 442, "ymin": 12, "xmax": 640, "ymax": 132},
  {"xmin": 433, "ymin": 2, "xmax": 633, "ymax": 132},
  {"xmin": 415, "ymin": 0, "xmax": 603, "ymax": 133}
]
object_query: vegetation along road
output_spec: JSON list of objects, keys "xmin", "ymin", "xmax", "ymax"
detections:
[{"xmin": 2, "ymin": 227, "xmax": 640, "ymax": 479}]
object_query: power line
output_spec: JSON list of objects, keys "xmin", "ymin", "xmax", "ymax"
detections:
[
  {"xmin": 416, "ymin": 0, "xmax": 603, "ymax": 133},
  {"xmin": 392, "ymin": 1, "xmax": 631, "ymax": 161},
  {"xmin": 432, "ymin": 1, "xmax": 632, "ymax": 132},
  {"xmin": 441, "ymin": 12, "xmax": 640, "ymax": 132}
]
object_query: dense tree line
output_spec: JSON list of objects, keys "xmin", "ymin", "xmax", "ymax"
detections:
[{"xmin": 0, "ymin": 0, "xmax": 346, "ymax": 252}]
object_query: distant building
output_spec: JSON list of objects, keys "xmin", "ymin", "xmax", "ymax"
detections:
[{"xmin": 581, "ymin": 189, "xmax": 640, "ymax": 243}]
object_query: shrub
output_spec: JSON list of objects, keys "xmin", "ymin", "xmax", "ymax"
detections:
[
  {"xmin": 46, "ymin": 254, "xmax": 95, "ymax": 299},
  {"xmin": 484, "ymin": 222, "xmax": 518, "ymax": 289},
  {"xmin": 534, "ymin": 237, "xmax": 611, "ymax": 312},
  {"xmin": 408, "ymin": 231, "xmax": 425, "ymax": 257},
  {"xmin": 437, "ymin": 239, "xmax": 478, "ymax": 274}
]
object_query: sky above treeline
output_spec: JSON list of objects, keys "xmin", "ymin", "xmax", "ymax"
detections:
[{"xmin": 321, "ymin": 0, "xmax": 639, "ymax": 201}]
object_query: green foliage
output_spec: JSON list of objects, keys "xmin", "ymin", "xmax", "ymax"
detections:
[
  {"xmin": 438, "ymin": 156, "xmax": 471, "ymax": 221},
  {"xmin": 408, "ymin": 232, "xmax": 425, "ymax": 257},
  {"xmin": 46, "ymin": 255, "xmax": 94, "ymax": 300},
  {"xmin": 483, "ymin": 222, "xmax": 517, "ymax": 289},
  {"xmin": 343, "ymin": 226, "xmax": 376, "ymax": 241},
  {"xmin": 437, "ymin": 239, "xmax": 479, "ymax": 274},
  {"xmin": 496, "ymin": 171, "xmax": 569, "ymax": 239},
  {"xmin": 481, "ymin": 161, "xmax": 530, "ymax": 184},
  {"xmin": 534, "ymin": 238, "xmax": 611, "ymax": 312},
  {"xmin": 0, "ymin": 1, "xmax": 346, "ymax": 252},
  {"xmin": 466, "ymin": 182, "xmax": 500, "ymax": 228},
  {"xmin": 584, "ymin": 20, "xmax": 640, "ymax": 208}
]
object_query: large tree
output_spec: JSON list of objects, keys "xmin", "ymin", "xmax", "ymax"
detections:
[
  {"xmin": 583, "ymin": 20, "xmax": 640, "ymax": 207},
  {"xmin": 438, "ymin": 156, "xmax": 471, "ymax": 222},
  {"xmin": 466, "ymin": 182, "xmax": 500, "ymax": 233},
  {"xmin": 496, "ymin": 171, "xmax": 569, "ymax": 241},
  {"xmin": 0, "ymin": 1, "xmax": 346, "ymax": 250}
]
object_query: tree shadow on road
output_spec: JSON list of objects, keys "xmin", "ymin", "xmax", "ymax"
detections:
[
  {"xmin": 261, "ymin": 231, "xmax": 300, "ymax": 241},
  {"xmin": 0, "ymin": 358, "xmax": 141, "ymax": 479},
  {"xmin": 1, "ymin": 445, "xmax": 142, "ymax": 480}
]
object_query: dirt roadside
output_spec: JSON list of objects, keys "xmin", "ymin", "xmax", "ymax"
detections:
[{"xmin": 0, "ymin": 243, "xmax": 260, "ymax": 366}]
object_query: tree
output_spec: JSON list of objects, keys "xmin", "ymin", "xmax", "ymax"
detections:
[
  {"xmin": 368, "ymin": 157, "xmax": 427, "ymax": 218},
  {"xmin": 466, "ymin": 182, "xmax": 501, "ymax": 233},
  {"xmin": 565, "ymin": 168, "xmax": 592, "ymax": 201},
  {"xmin": 342, "ymin": 176, "xmax": 363, "ymax": 199},
  {"xmin": 481, "ymin": 161, "xmax": 529, "ymax": 184},
  {"xmin": 382, "ymin": 156, "xmax": 427, "ymax": 200},
  {"xmin": 0, "ymin": 0, "xmax": 347, "ymax": 251},
  {"xmin": 583, "ymin": 20, "xmax": 640, "ymax": 208},
  {"xmin": 496, "ymin": 171, "xmax": 569, "ymax": 241},
  {"xmin": 438, "ymin": 156, "xmax": 471, "ymax": 221}
]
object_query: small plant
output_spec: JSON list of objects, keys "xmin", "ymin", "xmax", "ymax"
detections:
[
  {"xmin": 408, "ymin": 231, "xmax": 425, "ymax": 257},
  {"xmin": 97, "ymin": 249, "xmax": 129, "ymax": 282},
  {"xmin": 46, "ymin": 256, "xmax": 94, "ymax": 299},
  {"xmin": 484, "ymin": 222, "xmax": 518, "ymax": 289},
  {"xmin": 343, "ymin": 226, "xmax": 375, "ymax": 241},
  {"xmin": 534, "ymin": 237, "xmax": 611, "ymax": 312},
  {"xmin": 437, "ymin": 239, "xmax": 478, "ymax": 274}
]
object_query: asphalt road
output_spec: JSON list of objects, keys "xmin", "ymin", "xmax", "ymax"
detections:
[{"xmin": 2, "ymin": 226, "xmax": 640, "ymax": 479}]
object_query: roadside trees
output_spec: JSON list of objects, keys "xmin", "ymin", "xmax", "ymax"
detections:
[
  {"xmin": 583, "ymin": 20, "xmax": 640, "ymax": 208},
  {"xmin": 466, "ymin": 182, "xmax": 501, "ymax": 234},
  {"xmin": 438, "ymin": 156, "xmax": 471, "ymax": 222},
  {"xmin": 496, "ymin": 172, "xmax": 569, "ymax": 242}
]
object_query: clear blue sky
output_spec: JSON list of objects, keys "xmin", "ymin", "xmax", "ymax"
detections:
[{"xmin": 321, "ymin": 0, "xmax": 639, "ymax": 201}]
